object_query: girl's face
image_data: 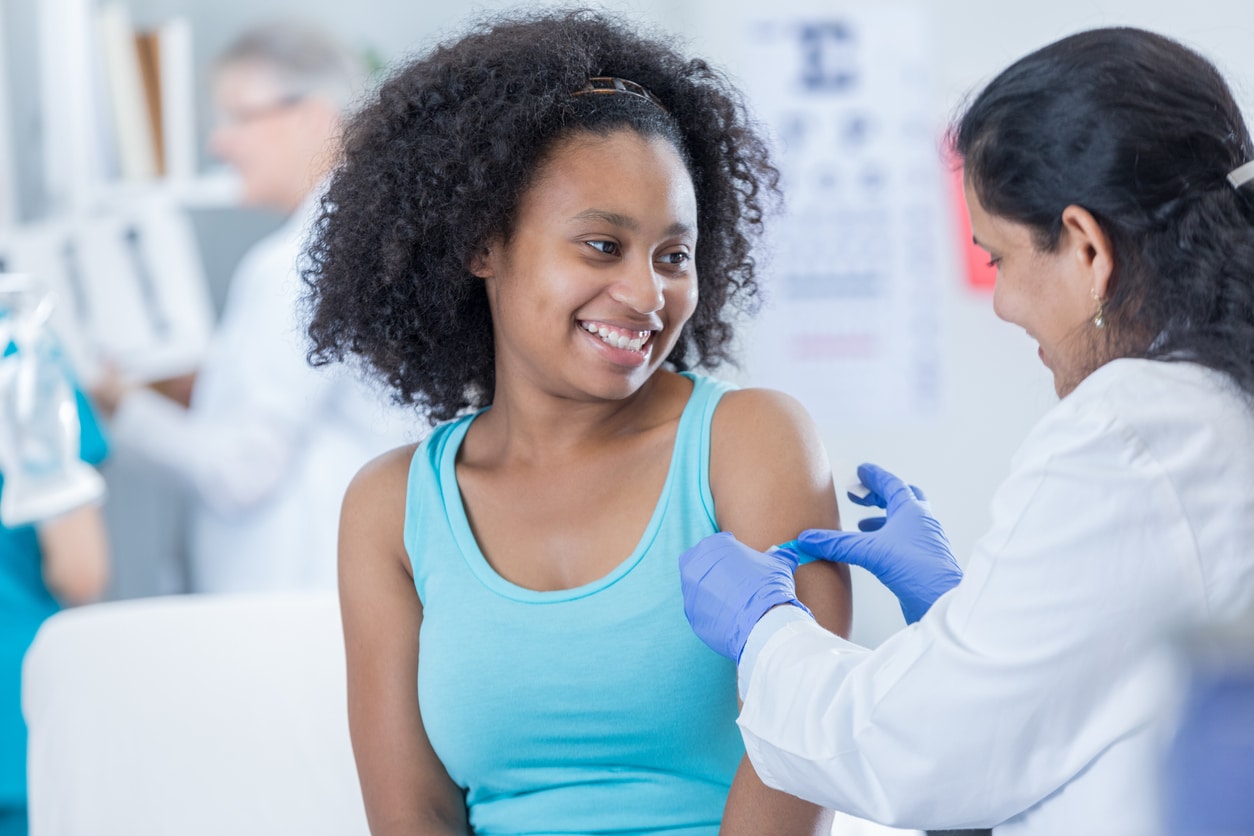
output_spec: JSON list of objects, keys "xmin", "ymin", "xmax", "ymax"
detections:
[
  {"xmin": 474, "ymin": 129, "xmax": 699, "ymax": 403},
  {"xmin": 965, "ymin": 179, "xmax": 1109, "ymax": 398}
]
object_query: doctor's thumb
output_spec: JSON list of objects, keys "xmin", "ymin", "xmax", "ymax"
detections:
[{"xmin": 796, "ymin": 528, "xmax": 869, "ymax": 565}]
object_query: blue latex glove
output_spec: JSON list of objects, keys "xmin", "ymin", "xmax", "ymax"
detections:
[
  {"xmin": 679, "ymin": 532, "xmax": 813, "ymax": 663},
  {"xmin": 784, "ymin": 463, "xmax": 962, "ymax": 624}
]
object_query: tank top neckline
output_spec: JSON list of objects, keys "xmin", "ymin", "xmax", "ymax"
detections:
[{"xmin": 439, "ymin": 372, "xmax": 704, "ymax": 604}]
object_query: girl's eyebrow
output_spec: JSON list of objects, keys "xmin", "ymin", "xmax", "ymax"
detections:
[{"xmin": 572, "ymin": 209, "xmax": 693, "ymax": 237}]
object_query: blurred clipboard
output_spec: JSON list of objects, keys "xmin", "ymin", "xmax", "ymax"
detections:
[{"xmin": 0, "ymin": 196, "xmax": 213, "ymax": 383}]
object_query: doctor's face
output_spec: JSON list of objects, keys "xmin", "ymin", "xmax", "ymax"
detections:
[
  {"xmin": 209, "ymin": 61, "xmax": 338, "ymax": 214},
  {"xmin": 965, "ymin": 180, "xmax": 1102, "ymax": 398}
]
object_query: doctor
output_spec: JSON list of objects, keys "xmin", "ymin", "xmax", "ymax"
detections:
[
  {"xmin": 679, "ymin": 27, "xmax": 1254, "ymax": 835},
  {"xmin": 92, "ymin": 22, "xmax": 414, "ymax": 592}
]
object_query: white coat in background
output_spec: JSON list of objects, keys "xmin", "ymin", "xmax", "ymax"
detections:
[
  {"xmin": 736, "ymin": 358, "xmax": 1254, "ymax": 835},
  {"xmin": 110, "ymin": 192, "xmax": 418, "ymax": 593}
]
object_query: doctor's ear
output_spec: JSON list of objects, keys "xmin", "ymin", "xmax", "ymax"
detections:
[{"xmin": 1059, "ymin": 205, "xmax": 1115, "ymax": 299}]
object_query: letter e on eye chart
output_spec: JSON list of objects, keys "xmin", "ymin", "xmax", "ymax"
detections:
[{"xmin": 738, "ymin": 2, "xmax": 943, "ymax": 425}]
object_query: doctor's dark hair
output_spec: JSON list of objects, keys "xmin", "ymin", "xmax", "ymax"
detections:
[
  {"xmin": 952, "ymin": 27, "xmax": 1254, "ymax": 397},
  {"xmin": 302, "ymin": 10, "xmax": 777, "ymax": 422}
]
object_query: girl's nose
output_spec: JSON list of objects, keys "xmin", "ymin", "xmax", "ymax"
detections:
[{"xmin": 609, "ymin": 259, "xmax": 665, "ymax": 314}]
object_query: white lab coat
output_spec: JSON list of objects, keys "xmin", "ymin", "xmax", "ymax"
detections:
[
  {"xmin": 736, "ymin": 358, "xmax": 1254, "ymax": 835},
  {"xmin": 110, "ymin": 191, "xmax": 418, "ymax": 593}
]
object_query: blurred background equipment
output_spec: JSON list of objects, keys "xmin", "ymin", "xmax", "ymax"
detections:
[
  {"xmin": 1163, "ymin": 609, "xmax": 1254, "ymax": 834},
  {"xmin": 0, "ymin": 275, "xmax": 104, "ymax": 527}
]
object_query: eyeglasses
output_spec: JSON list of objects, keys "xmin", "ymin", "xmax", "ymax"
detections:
[{"xmin": 213, "ymin": 94, "xmax": 305, "ymax": 129}]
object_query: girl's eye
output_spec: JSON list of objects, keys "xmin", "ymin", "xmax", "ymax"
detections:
[
  {"xmin": 659, "ymin": 251, "xmax": 690, "ymax": 267},
  {"xmin": 587, "ymin": 240, "xmax": 620, "ymax": 256}
]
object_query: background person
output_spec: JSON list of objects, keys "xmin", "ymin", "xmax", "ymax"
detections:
[
  {"xmin": 1, "ymin": 373, "xmax": 108, "ymax": 836},
  {"xmin": 92, "ymin": 20, "xmax": 415, "ymax": 593},
  {"xmin": 304, "ymin": 10, "xmax": 852, "ymax": 833},
  {"xmin": 680, "ymin": 26, "xmax": 1254, "ymax": 835}
]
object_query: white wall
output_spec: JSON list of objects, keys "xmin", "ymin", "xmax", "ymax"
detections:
[{"xmin": 56, "ymin": 0, "xmax": 1254, "ymax": 642}]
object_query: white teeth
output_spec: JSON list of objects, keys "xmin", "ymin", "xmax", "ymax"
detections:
[{"xmin": 580, "ymin": 321, "xmax": 651, "ymax": 352}]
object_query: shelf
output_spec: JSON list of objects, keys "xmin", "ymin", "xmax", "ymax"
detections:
[
  {"xmin": 38, "ymin": 0, "xmax": 199, "ymax": 218},
  {"xmin": 82, "ymin": 170, "xmax": 242, "ymax": 213}
]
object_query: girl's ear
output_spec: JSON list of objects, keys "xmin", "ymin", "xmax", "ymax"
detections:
[{"xmin": 467, "ymin": 238, "xmax": 499, "ymax": 279}]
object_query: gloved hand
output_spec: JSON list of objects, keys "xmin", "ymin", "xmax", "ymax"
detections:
[
  {"xmin": 784, "ymin": 463, "xmax": 962, "ymax": 624},
  {"xmin": 679, "ymin": 532, "xmax": 813, "ymax": 663}
]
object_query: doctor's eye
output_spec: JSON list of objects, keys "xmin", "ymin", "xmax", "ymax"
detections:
[{"xmin": 986, "ymin": 256, "xmax": 1002, "ymax": 269}]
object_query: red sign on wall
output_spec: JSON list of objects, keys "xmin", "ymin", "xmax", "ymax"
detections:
[{"xmin": 949, "ymin": 163, "xmax": 997, "ymax": 291}]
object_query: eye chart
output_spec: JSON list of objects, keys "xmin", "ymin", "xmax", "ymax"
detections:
[{"xmin": 739, "ymin": 2, "xmax": 945, "ymax": 424}]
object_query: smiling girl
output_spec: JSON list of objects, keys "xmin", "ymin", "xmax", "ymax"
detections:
[{"xmin": 303, "ymin": 11, "xmax": 851, "ymax": 834}]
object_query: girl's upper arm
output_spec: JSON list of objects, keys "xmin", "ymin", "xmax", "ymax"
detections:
[
  {"xmin": 710, "ymin": 387, "xmax": 851, "ymax": 636},
  {"xmin": 338, "ymin": 446, "xmax": 470, "ymax": 835},
  {"xmin": 710, "ymin": 388, "xmax": 848, "ymax": 836}
]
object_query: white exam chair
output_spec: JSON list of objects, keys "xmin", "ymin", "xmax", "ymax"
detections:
[
  {"xmin": 20, "ymin": 593, "xmax": 920, "ymax": 836},
  {"xmin": 21, "ymin": 593, "xmax": 367, "ymax": 836}
]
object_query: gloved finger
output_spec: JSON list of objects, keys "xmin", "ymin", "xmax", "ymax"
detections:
[
  {"xmin": 909, "ymin": 484, "xmax": 927, "ymax": 501},
  {"xmin": 795, "ymin": 528, "xmax": 868, "ymax": 563},
  {"xmin": 679, "ymin": 533, "xmax": 740, "ymax": 622},
  {"xmin": 847, "ymin": 488, "xmax": 887, "ymax": 509},
  {"xmin": 798, "ymin": 528, "xmax": 889, "ymax": 570},
  {"xmin": 772, "ymin": 545, "xmax": 801, "ymax": 562},
  {"xmin": 856, "ymin": 463, "xmax": 919, "ymax": 515},
  {"xmin": 857, "ymin": 516, "xmax": 886, "ymax": 532},
  {"xmin": 678, "ymin": 531, "xmax": 736, "ymax": 581},
  {"xmin": 765, "ymin": 545, "xmax": 802, "ymax": 571},
  {"xmin": 773, "ymin": 545, "xmax": 819, "ymax": 568},
  {"xmin": 846, "ymin": 478, "xmax": 888, "ymax": 509}
]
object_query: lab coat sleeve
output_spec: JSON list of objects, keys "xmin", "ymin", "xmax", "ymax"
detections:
[
  {"xmin": 109, "ymin": 384, "xmax": 301, "ymax": 516},
  {"xmin": 735, "ymin": 396, "xmax": 1206, "ymax": 830},
  {"xmin": 108, "ymin": 232, "xmax": 336, "ymax": 518}
]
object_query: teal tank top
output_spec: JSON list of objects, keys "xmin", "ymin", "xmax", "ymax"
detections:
[{"xmin": 405, "ymin": 373, "xmax": 743, "ymax": 835}]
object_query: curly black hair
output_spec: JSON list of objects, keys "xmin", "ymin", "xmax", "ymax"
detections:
[
  {"xmin": 953, "ymin": 27, "xmax": 1254, "ymax": 397},
  {"xmin": 303, "ymin": 9, "xmax": 778, "ymax": 422}
]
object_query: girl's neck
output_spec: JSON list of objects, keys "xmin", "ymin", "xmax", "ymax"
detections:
[{"xmin": 470, "ymin": 371, "xmax": 689, "ymax": 464}]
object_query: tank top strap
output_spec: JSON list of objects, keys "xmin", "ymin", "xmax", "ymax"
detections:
[
  {"xmin": 669, "ymin": 372, "xmax": 737, "ymax": 533},
  {"xmin": 403, "ymin": 412, "xmax": 478, "ymax": 605}
]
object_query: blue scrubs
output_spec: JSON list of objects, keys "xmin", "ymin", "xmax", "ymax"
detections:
[{"xmin": 0, "ymin": 389, "xmax": 107, "ymax": 834}]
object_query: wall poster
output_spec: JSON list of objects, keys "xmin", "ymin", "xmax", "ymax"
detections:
[{"xmin": 741, "ymin": 2, "xmax": 945, "ymax": 424}]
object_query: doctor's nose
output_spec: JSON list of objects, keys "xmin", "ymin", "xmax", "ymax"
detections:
[{"xmin": 609, "ymin": 259, "xmax": 665, "ymax": 315}]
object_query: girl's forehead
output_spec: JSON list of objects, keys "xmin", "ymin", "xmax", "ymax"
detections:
[
  {"xmin": 522, "ymin": 133, "xmax": 695, "ymax": 214},
  {"xmin": 539, "ymin": 127, "xmax": 686, "ymax": 169}
]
